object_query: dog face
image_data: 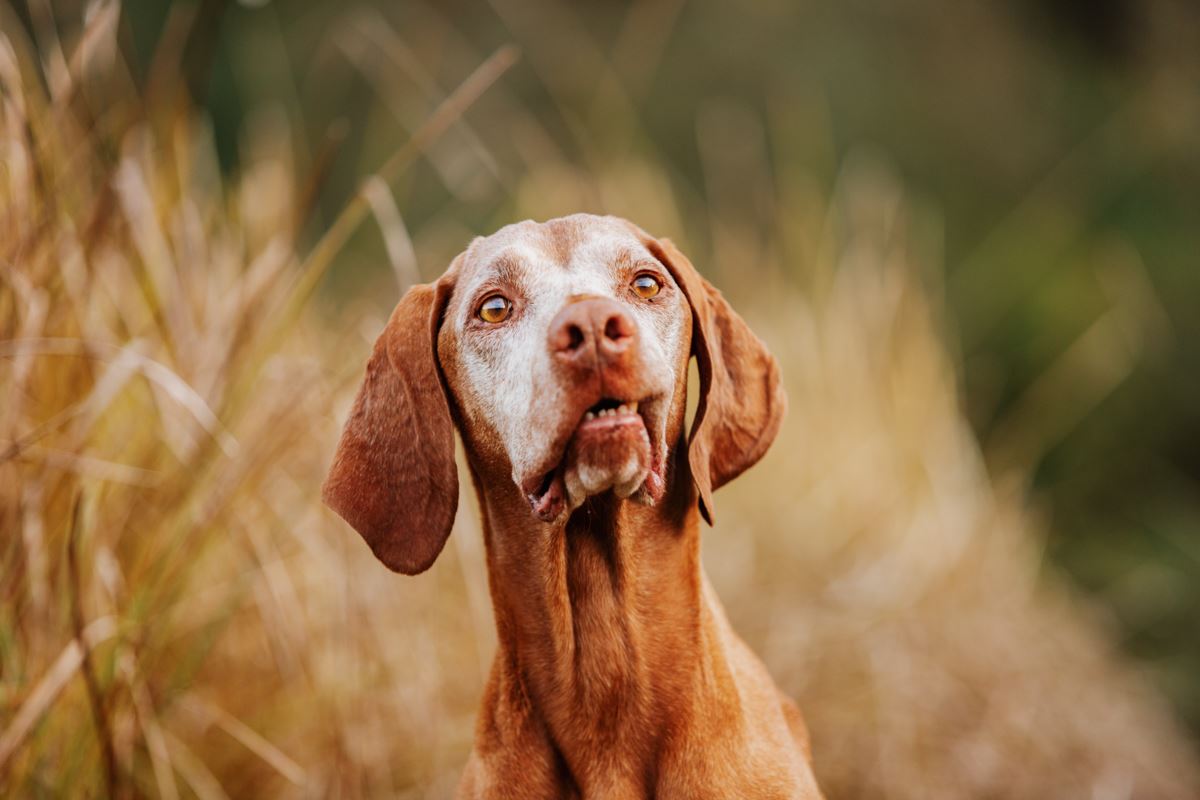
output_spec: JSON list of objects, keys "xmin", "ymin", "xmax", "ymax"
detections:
[
  {"xmin": 436, "ymin": 215, "xmax": 690, "ymax": 521},
  {"xmin": 323, "ymin": 214, "xmax": 785, "ymax": 574}
]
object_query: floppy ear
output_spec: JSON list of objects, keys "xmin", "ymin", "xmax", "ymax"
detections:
[
  {"xmin": 322, "ymin": 278, "xmax": 458, "ymax": 574},
  {"xmin": 643, "ymin": 236, "xmax": 787, "ymax": 525}
]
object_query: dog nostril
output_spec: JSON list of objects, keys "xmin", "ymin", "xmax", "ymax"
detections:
[
  {"xmin": 604, "ymin": 314, "xmax": 633, "ymax": 343},
  {"xmin": 565, "ymin": 323, "xmax": 585, "ymax": 351}
]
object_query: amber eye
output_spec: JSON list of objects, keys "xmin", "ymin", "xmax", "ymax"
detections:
[
  {"xmin": 631, "ymin": 273, "xmax": 661, "ymax": 299},
  {"xmin": 478, "ymin": 295, "xmax": 512, "ymax": 323}
]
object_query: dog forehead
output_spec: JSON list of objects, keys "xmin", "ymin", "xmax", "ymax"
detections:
[{"xmin": 456, "ymin": 215, "xmax": 649, "ymax": 295}]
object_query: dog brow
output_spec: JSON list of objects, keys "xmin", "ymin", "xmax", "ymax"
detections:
[
  {"xmin": 611, "ymin": 249, "xmax": 647, "ymax": 269},
  {"xmin": 483, "ymin": 252, "xmax": 529, "ymax": 286}
]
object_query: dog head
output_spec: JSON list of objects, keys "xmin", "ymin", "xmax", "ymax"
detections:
[{"xmin": 323, "ymin": 214, "xmax": 785, "ymax": 573}]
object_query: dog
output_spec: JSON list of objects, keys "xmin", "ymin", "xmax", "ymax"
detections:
[{"xmin": 323, "ymin": 214, "xmax": 823, "ymax": 798}]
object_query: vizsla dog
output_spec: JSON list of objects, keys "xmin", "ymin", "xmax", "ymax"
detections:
[{"xmin": 324, "ymin": 214, "xmax": 823, "ymax": 798}]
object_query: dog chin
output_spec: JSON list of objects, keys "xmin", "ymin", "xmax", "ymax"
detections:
[
  {"xmin": 523, "ymin": 409, "xmax": 658, "ymax": 523},
  {"xmin": 562, "ymin": 419, "xmax": 652, "ymax": 511}
]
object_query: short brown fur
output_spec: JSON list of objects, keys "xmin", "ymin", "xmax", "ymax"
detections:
[{"xmin": 324, "ymin": 216, "xmax": 823, "ymax": 798}]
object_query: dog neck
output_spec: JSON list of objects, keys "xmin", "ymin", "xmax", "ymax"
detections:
[{"xmin": 467, "ymin": 450, "xmax": 732, "ymax": 786}]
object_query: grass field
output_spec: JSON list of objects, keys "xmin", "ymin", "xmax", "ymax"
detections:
[{"xmin": 2, "ymin": 4, "xmax": 1199, "ymax": 798}]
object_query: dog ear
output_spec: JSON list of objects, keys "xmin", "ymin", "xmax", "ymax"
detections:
[
  {"xmin": 322, "ymin": 277, "xmax": 458, "ymax": 574},
  {"xmin": 643, "ymin": 236, "xmax": 787, "ymax": 525}
]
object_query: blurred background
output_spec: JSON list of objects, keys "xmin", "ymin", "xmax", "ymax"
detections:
[{"xmin": 2, "ymin": 0, "xmax": 1199, "ymax": 797}]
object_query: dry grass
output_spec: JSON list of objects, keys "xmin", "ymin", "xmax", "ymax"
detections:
[{"xmin": 2, "ymin": 5, "xmax": 1198, "ymax": 799}]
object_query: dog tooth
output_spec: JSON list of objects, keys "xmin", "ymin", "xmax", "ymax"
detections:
[
  {"xmin": 585, "ymin": 411, "xmax": 595, "ymax": 421},
  {"xmin": 630, "ymin": 402, "xmax": 638, "ymax": 413}
]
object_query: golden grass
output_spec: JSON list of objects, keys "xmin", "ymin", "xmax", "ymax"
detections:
[{"xmin": 2, "ymin": 6, "xmax": 1198, "ymax": 799}]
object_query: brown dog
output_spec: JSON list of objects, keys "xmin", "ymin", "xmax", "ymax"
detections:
[{"xmin": 324, "ymin": 214, "xmax": 823, "ymax": 798}]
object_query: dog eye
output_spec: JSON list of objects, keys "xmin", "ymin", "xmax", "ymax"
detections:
[
  {"xmin": 631, "ymin": 273, "xmax": 661, "ymax": 299},
  {"xmin": 478, "ymin": 295, "xmax": 512, "ymax": 323}
]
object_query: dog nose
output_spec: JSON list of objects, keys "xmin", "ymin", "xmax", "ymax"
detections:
[{"xmin": 549, "ymin": 298, "xmax": 636, "ymax": 368}]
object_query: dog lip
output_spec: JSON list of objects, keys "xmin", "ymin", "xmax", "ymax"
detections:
[
  {"xmin": 582, "ymin": 399, "xmax": 639, "ymax": 422},
  {"xmin": 526, "ymin": 466, "xmax": 566, "ymax": 522},
  {"xmin": 577, "ymin": 409, "xmax": 642, "ymax": 430},
  {"xmin": 520, "ymin": 468, "xmax": 555, "ymax": 498},
  {"xmin": 574, "ymin": 394, "xmax": 655, "ymax": 442}
]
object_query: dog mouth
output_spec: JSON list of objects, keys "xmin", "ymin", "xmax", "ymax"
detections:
[
  {"xmin": 580, "ymin": 397, "xmax": 639, "ymax": 422},
  {"xmin": 523, "ymin": 396, "xmax": 666, "ymax": 522}
]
